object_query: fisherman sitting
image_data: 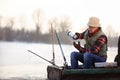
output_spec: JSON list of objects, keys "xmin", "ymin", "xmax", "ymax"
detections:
[{"xmin": 70, "ymin": 17, "xmax": 108, "ymax": 69}]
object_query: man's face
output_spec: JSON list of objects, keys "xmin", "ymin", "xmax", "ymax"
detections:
[{"xmin": 88, "ymin": 26, "xmax": 98, "ymax": 33}]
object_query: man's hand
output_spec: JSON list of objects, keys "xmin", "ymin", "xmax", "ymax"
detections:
[
  {"xmin": 74, "ymin": 32, "xmax": 80, "ymax": 39},
  {"xmin": 73, "ymin": 41, "xmax": 81, "ymax": 51}
]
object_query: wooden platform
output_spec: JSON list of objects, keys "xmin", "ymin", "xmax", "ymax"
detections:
[{"xmin": 47, "ymin": 65, "xmax": 120, "ymax": 80}]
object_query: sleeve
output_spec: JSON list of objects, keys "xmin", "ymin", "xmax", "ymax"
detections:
[
  {"xmin": 90, "ymin": 35, "xmax": 107, "ymax": 54},
  {"xmin": 79, "ymin": 29, "xmax": 88, "ymax": 39},
  {"xmin": 77, "ymin": 29, "xmax": 88, "ymax": 53}
]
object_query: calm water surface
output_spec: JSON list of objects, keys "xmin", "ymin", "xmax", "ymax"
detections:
[{"xmin": 0, "ymin": 42, "xmax": 117, "ymax": 79}]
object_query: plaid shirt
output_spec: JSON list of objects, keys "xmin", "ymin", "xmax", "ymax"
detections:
[{"xmin": 79, "ymin": 28, "xmax": 107, "ymax": 54}]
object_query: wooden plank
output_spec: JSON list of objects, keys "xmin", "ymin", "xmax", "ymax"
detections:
[
  {"xmin": 63, "ymin": 67, "xmax": 120, "ymax": 75},
  {"xmin": 47, "ymin": 66, "xmax": 120, "ymax": 80}
]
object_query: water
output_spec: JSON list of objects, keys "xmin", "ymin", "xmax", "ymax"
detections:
[{"xmin": 0, "ymin": 42, "xmax": 117, "ymax": 79}]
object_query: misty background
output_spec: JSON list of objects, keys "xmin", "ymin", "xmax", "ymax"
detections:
[{"xmin": 0, "ymin": 8, "xmax": 119, "ymax": 47}]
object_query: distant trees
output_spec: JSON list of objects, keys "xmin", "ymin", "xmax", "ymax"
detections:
[
  {"xmin": 0, "ymin": 12, "xmax": 72, "ymax": 44},
  {"xmin": 47, "ymin": 16, "xmax": 73, "ymax": 44},
  {"xmin": 0, "ymin": 8, "xmax": 119, "ymax": 47},
  {"xmin": 32, "ymin": 8, "xmax": 45, "ymax": 34},
  {"xmin": 105, "ymin": 25, "xmax": 119, "ymax": 47}
]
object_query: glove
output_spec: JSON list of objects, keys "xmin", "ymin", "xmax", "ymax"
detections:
[
  {"xmin": 74, "ymin": 32, "xmax": 80, "ymax": 39},
  {"xmin": 73, "ymin": 41, "xmax": 81, "ymax": 51}
]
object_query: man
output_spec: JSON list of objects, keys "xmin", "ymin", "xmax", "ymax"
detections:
[{"xmin": 70, "ymin": 17, "xmax": 108, "ymax": 69}]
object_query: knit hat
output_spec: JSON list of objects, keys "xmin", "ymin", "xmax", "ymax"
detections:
[{"xmin": 88, "ymin": 17, "xmax": 100, "ymax": 27}]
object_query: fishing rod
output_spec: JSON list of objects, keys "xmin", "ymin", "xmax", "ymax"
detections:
[
  {"xmin": 55, "ymin": 30, "xmax": 68, "ymax": 68},
  {"xmin": 27, "ymin": 50, "xmax": 59, "ymax": 68},
  {"xmin": 51, "ymin": 23, "xmax": 55, "ymax": 65}
]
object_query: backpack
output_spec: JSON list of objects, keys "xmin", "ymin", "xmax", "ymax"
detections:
[{"xmin": 114, "ymin": 36, "xmax": 120, "ymax": 66}]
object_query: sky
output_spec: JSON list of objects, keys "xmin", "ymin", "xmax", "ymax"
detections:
[{"xmin": 0, "ymin": 0, "xmax": 120, "ymax": 34}]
